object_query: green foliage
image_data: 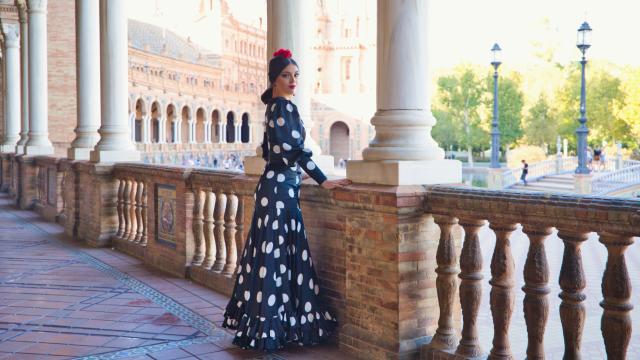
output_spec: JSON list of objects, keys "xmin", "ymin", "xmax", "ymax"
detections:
[
  {"xmin": 524, "ymin": 94, "xmax": 557, "ymax": 148},
  {"xmin": 433, "ymin": 66, "xmax": 488, "ymax": 151},
  {"xmin": 485, "ymin": 72, "xmax": 525, "ymax": 148},
  {"xmin": 555, "ymin": 63, "xmax": 628, "ymax": 147}
]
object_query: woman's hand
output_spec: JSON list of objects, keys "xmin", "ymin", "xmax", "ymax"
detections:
[{"xmin": 321, "ymin": 178, "xmax": 352, "ymax": 190}]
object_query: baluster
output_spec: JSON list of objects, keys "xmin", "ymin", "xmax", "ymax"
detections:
[
  {"xmin": 202, "ymin": 190, "xmax": 216, "ymax": 269},
  {"xmin": 556, "ymin": 230, "xmax": 588, "ymax": 360},
  {"xmin": 122, "ymin": 179, "xmax": 132, "ymax": 239},
  {"xmin": 134, "ymin": 182, "xmax": 144, "ymax": 243},
  {"xmin": 116, "ymin": 179, "xmax": 125, "ymax": 237},
  {"xmin": 212, "ymin": 191, "xmax": 227, "ymax": 272},
  {"xmin": 456, "ymin": 218, "xmax": 485, "ymax": 358},
  {"xmin": 140, "ymin": 183, "xmax": 148, "ymax": 246},
  {"xmin": 235, "ymin": 198, "xmax": 245, "ymax": 274},
  {"xmin": 127, "ymin": 180, "xmax": 138, "ymax": 241},
  {"xmin": 522, "ymin": 225, "xmax": 552, "ymax": 359},
  {"xmin": 192, "ymin": 188, "xmax": 205, "ymax": 266},
  {"xmin": 488, "ymin": 222, "xmax": 517, "ymax": 360},
  {"xmin": 429, "ymin": 215, "xmax": 459, "ymax": 350},
  {"xmin": 223, "ymin": 193, "xmax": 238, "ymax": 276},
  {"xmin": 599, "ymin": 232, "xmax": 634, "ymax": 359}
]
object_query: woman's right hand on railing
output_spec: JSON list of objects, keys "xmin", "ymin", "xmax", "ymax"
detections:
[{"xmin": 321, "ymin": 178, "xmax": 352, "ymax": 190}]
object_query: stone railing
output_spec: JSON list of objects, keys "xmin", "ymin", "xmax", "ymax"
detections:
[
  {"xmin": 421, "ymin": 187, "xmax": 639, "ymax": 360},
  {"xmin": 592, "ymin": 164, "xmax": 640, "ymax": 195},
  {"xmin": 2, "ymin": 155, "xmax": 638, "ymax": 359},
  {"xmin": 187, "ymin": 170, "xmax": 252, "ymax": 296},
  {"xmin": 33, "ymin": 156, "xmax": 66, "ymax": 223}
]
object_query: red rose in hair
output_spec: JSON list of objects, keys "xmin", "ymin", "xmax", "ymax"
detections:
[{"xmin": 273, "ymin": 48, "xmax": 292, "ymax": 58}]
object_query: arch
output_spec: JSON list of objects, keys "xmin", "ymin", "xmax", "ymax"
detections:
[
  {"xmin": 226, "ymin": 111, "xmax": 236, "ymax": 143},
  {"xmin": 196, "ymin": 107, "xmax": 206, "ymax": 143},
  {"xmin": 211, "ymin": 109, "xmax": 221, "ymax": 143},
  {"xmin": 329, "ymin": 121, "xmax": 350, "ymax": 167},
  {"xmin": 181, "ymin": 105, "xmax": 191, "ymax": 144},
  {"xmin": 134, "ymin": 98, "xmax": 146, "ymax": 143},
  {"xmin": 150, "ymin": 101, "xmax": 162, "ymax": 143},
  {"xmin": 241, "ymin": 112, "xmax": 250, "ymax": 143},
  {"xmin": 166, "ymin": 103, "xmax": 177, "ymax": 143}
]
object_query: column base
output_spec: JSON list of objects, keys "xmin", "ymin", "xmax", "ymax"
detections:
[
  {"xmin": 243, "ymin": 155, "xmax": 265, "ymax": 176},
  {"xmin": 90, "ymin": 149, "xmax": 140, "ymax": 163},
  {"xmin": 574, "ymin": 173, "xmax": 593, "ymax": 194},
  {"xmin": 347, "ymin": 159, "xmax": 462, "ymax": 185},
  {"xmin": 68, "ymin": 147, "xmax": 92, "ymax": 160},
  {"xmin": 24, "ymin": 144, "xmax": 54, "ymax": 156},
  {"xmin": 0, "ymin": 145, "xmax": 17, "ymax": 153},
  {"xmin": 14, "ymin": 145, "xmax": 25, "ymax": 154}
]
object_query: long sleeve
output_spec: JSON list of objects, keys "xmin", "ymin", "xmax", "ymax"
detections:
[{"xmin": 269, "ymin": 99, "xmax": 327, "ymax": 185}]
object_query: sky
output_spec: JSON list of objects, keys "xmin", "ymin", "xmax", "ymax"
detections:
[{"xmin": 127, "ymin": 0, "xmax": 640, "ymax": 70}]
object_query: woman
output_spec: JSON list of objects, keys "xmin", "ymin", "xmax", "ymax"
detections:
[{"xmin": 222, "ymin": 48, "xmax": 350, "ymax": 351}]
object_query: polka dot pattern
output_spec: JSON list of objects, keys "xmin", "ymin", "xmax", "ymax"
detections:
[{"xmin": 222, "ymin": 97, "xmax": 336, "ymax": 351}]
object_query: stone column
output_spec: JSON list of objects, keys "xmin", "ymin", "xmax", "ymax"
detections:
[
  {"xmin": 188, "ymin": 118, "xmax": 195, "ymax": 144},
  {"xmin": 0, "ymin": 25, "xmax": 21, "ymax": 153},
  {"xmin": 143, "ymin": 115, "xmax": 151, "ymax": 143},
  {"xmin": 158, "ymin": 116, "xmax": 166, "ymax": 144},
  {"xmin": 234, "ymin": 122, "xmax": 241, "ymax": 144},
  {"xmin": 90, "ymin": 0, "xmax": 139, "ymax": 162},
  {"xmin": 245, "ymin": 0, "xmax": 333, "ymax": 175},
  {"xmin": 68, "ymin": 0, "xmax": 101, "ymax": 160},
  {"xmin": 175, "ymin": 119, "xmax": 182, "ymax": 144},
  {"xmin": 24, "ymin": 0, "xmax": 54, "ymax": 155},
  {"xmin": 218, "ymin": 121, "xmax": 225, "ymax": 144},
  {"xmin": 204, "ymin": 121, "xmax": 211, "ymax": 144},
  {"xmin": 16, "ymin": 2, "xmax": 29, "ymax": 154},
  {"xmin": 346, "ymin": 0, "xmax": 461, "ymax": 185}
]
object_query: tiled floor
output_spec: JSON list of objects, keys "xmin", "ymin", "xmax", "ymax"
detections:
[
  {"xmin": 0, "ymin": 193, "xmax": 348, "ymax": 360},
  {"xmin": 0, "ymin": 191, "xmax": 638, "ymax": 359}
]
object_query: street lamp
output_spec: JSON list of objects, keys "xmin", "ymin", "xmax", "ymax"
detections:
[
  {"xmin": 490, "ymin": 43, "xmax": 502, "ymax": 168},
  {"xmin": 575, "ymin": 21, "xmax": 592, "ymax": 174}
]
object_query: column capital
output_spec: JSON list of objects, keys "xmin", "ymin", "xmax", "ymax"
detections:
[
  {"xmin": 27, "ymin": 0, "xmax": 47, "ymax": 13},
  {"xmin": 1, "ymin": 24, "xmax": 20, "ymax": 47},
  {"xmin": 16, "ymin": 1, "xmax": 28, "ymax": 22}
]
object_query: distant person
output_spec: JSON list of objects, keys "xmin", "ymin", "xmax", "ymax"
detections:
[
  {"xmin": 521, "ymin": 159, "xmax": 528, "ymax": 186},
  {"xmin": 594, "ymin": 147, "xmax": 602, "ymax": 172},
  {"xmin": 599, "ymin": 148, "xmax": 606, "ymax": 171}
]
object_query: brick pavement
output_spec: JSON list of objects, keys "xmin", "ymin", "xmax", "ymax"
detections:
[
  {"xmin": 0, "ymin": 193, "xmax": 348, "ymax": 360},
  {"xmin": 0, "ymin": 189, "xmax": 638, "ymax": 359}
]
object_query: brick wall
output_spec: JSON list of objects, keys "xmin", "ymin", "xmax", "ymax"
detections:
[{"xmin": 48, "ymin": 0, "xmax": 77, "ymax": 155}]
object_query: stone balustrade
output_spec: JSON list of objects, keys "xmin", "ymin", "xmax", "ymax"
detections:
[
  {"xmin": 421, "ymin": 186, "xmax": 639, "ymax": 360},
  {"xmin": 1, "ymin": 157, "xmax": 638, "ymax": 359}
]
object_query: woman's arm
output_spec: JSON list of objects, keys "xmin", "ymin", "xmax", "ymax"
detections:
[{"xmin": 271, "ymin": 100, "xmax": 327, "ymax": 185}]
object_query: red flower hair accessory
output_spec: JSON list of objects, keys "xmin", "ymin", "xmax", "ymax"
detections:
[{"xmin": 273, "ymin": 48, "xmax": 292, "ymax": 58}]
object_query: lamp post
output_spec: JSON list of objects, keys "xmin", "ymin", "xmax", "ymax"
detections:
[
  {"xmin": 490, "ymin": 43, "xmax": 501, "ymax": 168},
  {"xmin": 575, "ymin": 22, "xmax": 592, "ymax": 174}
]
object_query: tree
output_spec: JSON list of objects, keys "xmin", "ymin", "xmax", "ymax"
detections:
[
  {"xmin": 619, "ymin": 68, "xmax": 640, "ymax": 150},
  {"xmin": 555, "ymin": 63, "xmax": 628, "ymax": 148},
  {"xmin": 523, "ymin": 94, "xmax": 557, "ymax": 148},
  {"xmin": 433, "ymin": 66, "xmax": 488, "ymax": 162},
  {"xmin": 484, "ymin": 71, "xmax": 525, "ymax": 149}
]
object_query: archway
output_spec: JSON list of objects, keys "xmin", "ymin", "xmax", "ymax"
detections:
[
  {"xmin": 166, "ymin": 104, "xmax": 177, "ymax": 143},
  {"xmin": 241, "ymin": 113, "xmax": 250, "ymax": 143},
  {"xmin": 226, "ymin": 111, "xmax": 235, "ymax": 143},
  {"xmin": 196, "ymin": 108, "xmax": 206, "ymax": 143},
  {"xmin": 329, "ymin": 121, "xmax": 350, "ymax": 167},
  {"xmin": 211, "ymin": 109, "xmax": 221, "ymax": 143},
  {"xmin": 134, "ymin": 98, "xmax": 145, "ymax": 142},
  {"xmin": 181, "ymin": 106, "xmax": 191, "ymax": 144},
  {"xmin": 151, "ymin": 101, "xmax": 161, "ymax": 143}
]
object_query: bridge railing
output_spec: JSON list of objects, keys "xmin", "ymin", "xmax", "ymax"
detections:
[{"xmin": 592, "ymin": 164, "xmax": 640, "ymax": 195}]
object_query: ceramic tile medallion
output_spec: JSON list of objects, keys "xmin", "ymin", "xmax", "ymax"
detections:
[{"xmin": 156, "ymin": 184, "xmax": 177, "ymax": 248}]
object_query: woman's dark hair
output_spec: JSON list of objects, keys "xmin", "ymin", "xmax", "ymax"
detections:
[{"xmin": 261, "ymin": 48, "xmax": 298, "ymax": 104}]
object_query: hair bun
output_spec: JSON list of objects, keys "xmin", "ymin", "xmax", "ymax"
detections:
[{"xmin": 273, "ymin": 48, "xmax": 292, "ymax": 58}]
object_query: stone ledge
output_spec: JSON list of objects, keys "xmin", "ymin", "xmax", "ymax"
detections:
[{"xmin": 113, "ymin": 236, "xmax": 146, "ymax": 260}]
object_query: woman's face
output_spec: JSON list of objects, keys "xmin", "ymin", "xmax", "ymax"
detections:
[{"xmin": 273, "ymin": 64, "xmax": 299, "ymax": 98}]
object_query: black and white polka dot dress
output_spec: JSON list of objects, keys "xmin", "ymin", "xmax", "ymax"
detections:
[{"xmin": 222, "ymin": 97, "xmax": 337, "ymax": 351}]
